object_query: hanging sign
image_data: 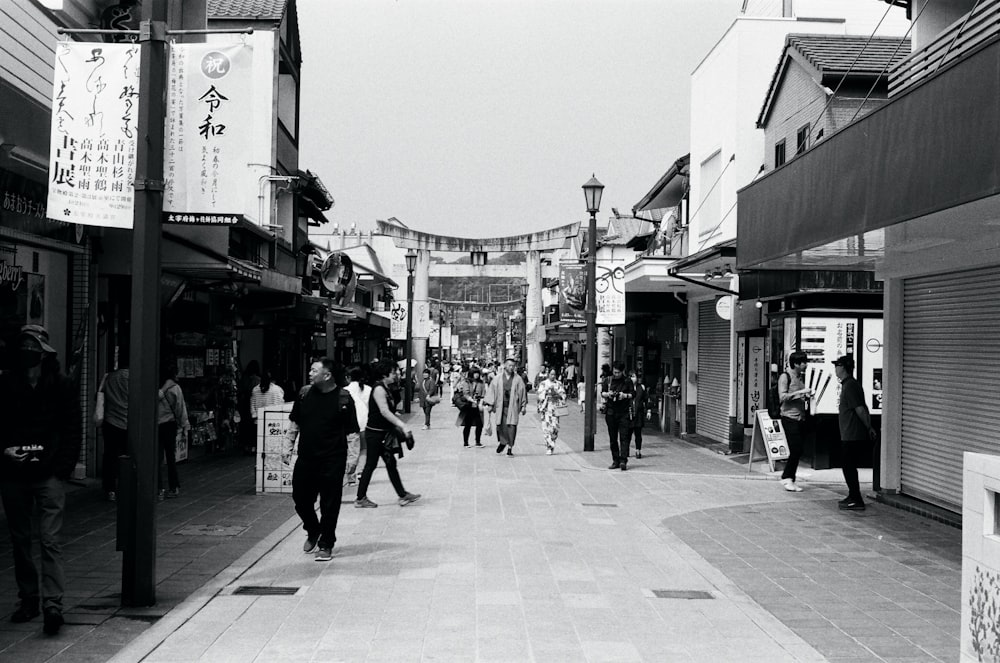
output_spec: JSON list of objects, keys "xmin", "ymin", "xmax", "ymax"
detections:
[
  {"xmin": 746, "ymin": 410, "xmax": 790, "ymax": 473},
  {"xmin": 390, "ymin": 301, "xmax": 407, "ymax": 340},
  {"xmin": 559, "ymin": 262, "xmax": 586, "ymax": 323},
  {"xmin": 412, "ymin": 300, "xmax": 430, "ymax": 338},
  {"xmin": 163, "ymin": 42, "xmax": 253, "ymax": 223},
  {"xmin": 47, "ymin": 42, "xmax": 141, "ymax": 229},
  {"xmin": 441, "ymin": 325, "xmax": 452, "ymax": 348},
  {"xmin": 715, "ymin": 295, "xmax": 733, "ymax": 320},
  {"xmin": 596, "ymin": 260, "xmax": 625, "ymax": 325}
]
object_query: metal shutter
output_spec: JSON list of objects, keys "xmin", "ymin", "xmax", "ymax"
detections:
[
  {"xmin": 901, "ymin": 266, "xmax": 1000, "ymax": 511},
  {"xmin": 698, "ymin": 300, "xmax": 731, "ymax": 442}
]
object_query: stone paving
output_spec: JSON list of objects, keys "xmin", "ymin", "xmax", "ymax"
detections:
[{"xmin": 0, "ymin": 394, "xmax": 962, "ymax": 662}]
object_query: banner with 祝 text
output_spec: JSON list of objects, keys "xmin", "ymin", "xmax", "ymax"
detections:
[{"xmin": 47, "ymin": 42, "xmax": 141, "ymax": 229}]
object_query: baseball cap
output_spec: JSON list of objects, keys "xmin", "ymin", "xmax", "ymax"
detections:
[
  {"xmin": 19, "ymin": 324, "xmax": 56, "ymax": 354},
  {"xmin": 831, "ymin": 354, "xmax": 854, "ymax": 370}
]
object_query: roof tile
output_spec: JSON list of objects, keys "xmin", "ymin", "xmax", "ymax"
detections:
[
  {"xmin": 207, "ymin": 0, "xmax": 287, "ymax": 21},
  {"xmin": 786, "ymin": 34, "xmax": 910, "ymax": 75}
]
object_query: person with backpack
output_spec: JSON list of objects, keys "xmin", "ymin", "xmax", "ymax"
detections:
[{"xmin": 778, "ymin": 351, "xmax": 813, "ymax": 492}]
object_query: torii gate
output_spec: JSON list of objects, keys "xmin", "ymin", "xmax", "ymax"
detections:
[{"xmin": 376, "ymin": 220, "xmax": 580, "ymax": 381}]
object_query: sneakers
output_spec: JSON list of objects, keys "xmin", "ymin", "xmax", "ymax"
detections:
[
  {"xmin": 355, "ymin": 497, "xmax": 378, "ymax": 508},
  {"xmin": 399, "ymin": 492, "xmax": 421, "ymax": 506},
  {"xmin": 421, "ymin": 424, "xmax": 429, "ymax": 430},
  {"xmin": 106, "ymin": 491, "xmax": 117, "ymax": 502},
  {"xmin": 314, "ymin": 547, "xmax": 333, "ymax": 562},
  {"xmin": 303, "ymin": 535, "xmax": 319, "ymax": 553},
  {"xmin": 496, "ymin": 443, "xmax": 505, "ymax": 454},
  {"xmin": 167, "ymin": 488, "xmax": 181, "ymax": 499},
  {"xmin": 546, "ymin": 449, "xmax": 554, "ymax": 455},
  {"xmin": 781, "ymin": 478, "xmax": 803, "ymax": 492},
  {"xmin": 157, "ymin": 489, "xmax": 166, "ymax": 502},
  {"xmin": 506, "ymin": 448, "xmax": 513, "ymax": 456},
  {"xmin": 635, "ymin": 451, "xmax": 642, "ymax": 459},
  {"xmin": 475, "ymin": 442, "xmax": 483, "ymax": 447},
  {"xmin": 608, "ymin": 462, "xmax": 620, "ymax": 470},
  {"xmin": 42, "ymin": 608, "xmax": 63, "ymax": 635},
  {"xmin": 10, "ymin": 602, "xmax": 39, "ymax": 623},
  {"xmin": 839, "ymin": 500, "xmax": 866, "ymax": 511},
  {"xmin": 620, "ymin": 461, "xmax": 627, "ymax": 472}
]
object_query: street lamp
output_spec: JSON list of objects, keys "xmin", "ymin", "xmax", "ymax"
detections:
[
  {"xmin": 582, "ymin": 174, "xmax": 604, "ymax": 453},
  {"xmin": 403, "ymin": 250, "xmax": 417, "ymax": 414}
]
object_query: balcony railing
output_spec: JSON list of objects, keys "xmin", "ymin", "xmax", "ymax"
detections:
[{"xmin": 890, "ymin": 0, "xmax": 1000, "ymax": 96}]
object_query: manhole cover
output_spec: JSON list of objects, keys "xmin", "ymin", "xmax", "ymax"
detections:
[
  {"xmin": 174, "ymin": 524, "xmax": 249, "ymax": 537},
  {"xmin": 651, "ymin": 589, "xmax": 713, "ymax": 600},
  {"xmin": 581, "ymin": 503, "xmax": 618, "ymax": 508},
  {"xmin": 232, "ymin": 586, "xmax": 301, "ymax": 596}
]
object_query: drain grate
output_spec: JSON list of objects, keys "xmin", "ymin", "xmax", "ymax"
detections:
[
  {"xmin": 651, "ymin": 589, "xmax": 714, "ymax": 600},
  {"xmin": 581, "ymin": 503, "xmax": 618, "ymax": 508},
  {"xmin": 232, "ymin": 586, "xmax": 300, "ymax": 596}
]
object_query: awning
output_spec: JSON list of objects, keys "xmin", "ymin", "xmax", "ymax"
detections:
[
  {"xmin": 163, "ymin": 256, "xmax": 261, "ymax": 282},
  {"xmin": 667, "ymin": 239, "xmax": 738, "ymax": 296},
  {"xmin": 633, "ymin": 154, "xmax": 690, "ymax": 214},
  {"xmin": 623, "ymin": 255, "xmax": 688, "ymax": 293},
  {"xmin": 736, "ymin": 36, "xmax": 1000, "ymax": 270}
]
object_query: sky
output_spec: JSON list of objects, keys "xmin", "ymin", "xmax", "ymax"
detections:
[{"xmin": 297, "ymin": 0, "xmax": 745, "ymax": 240}]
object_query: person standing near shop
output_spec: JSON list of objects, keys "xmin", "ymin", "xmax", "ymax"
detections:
[
  {"xmin": 601, "ymin": 362, "xmax": 635, "ymax": 471},
  {"xmin": 250, "ymin": 370, "xmax": 286, "ymax": 429},
  {"xmin": 833, "ymin": 355, "xmax": 877, "ymax": 511},
  {"xmin": 418, "ymin": 368, "xmax": 440, "ymax": 430},
  {"xmin": 629, "ymin": 370, "xmax": 648, "ymax": 460},
  {"xmin": 0, "ymin": 325, "xmax": 80, "ymax": 635},
  {"xmin": 96, "ymin": 359, "xmax": 129, "ymax": 502},
  {"xmin": 157, "ymin": 363, "xmax": 189, "ymax": 500},
  {"xmin": 484, "ymin": 357, "xmax": 527, "ymax": 456},
  {"xmin": 355, "ymin": 360, "xmax": 420, "ymax": 509},
  {"xmin": 536, "ymin": 367, "xmax": 566, "ymax": 455},
  {"xmin": 345, "ymin": 367, "xmax": 371, "ymax": 487},
  {"xmin": 778, "ymin": 351, "xmax": 813, "ymax": 492},
  {"xmin": 285, "ymin": 359, "xmax": 360, "ymax": 562}
]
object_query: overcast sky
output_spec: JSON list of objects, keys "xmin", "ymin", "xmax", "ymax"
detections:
[{"xmin": 298, "ymin": 0, "xmax": 745, "ymax": 239}]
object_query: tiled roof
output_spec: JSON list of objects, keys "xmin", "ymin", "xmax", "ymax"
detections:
[
  {"xmin": 207, "ymin": 0, "xmax": 287, "ymax": 20},
  {"xmin": 786, "ymin": 34, "xmax": 910, "ymax": 75},
  {"xmin": 602, "ymin": 216, "xmax": 655, "ymax": 247}
]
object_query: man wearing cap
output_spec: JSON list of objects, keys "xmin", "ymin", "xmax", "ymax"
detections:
[
  {"xmin": 483, "ymin": 357, "xmax": 527, "ymax": 456},
  {"xmin": 833, "ymin": 354, "xmax": 876, "ymax": 511},
  {"xmin": 0, "ymin": 325, "xmax": 80, "ymax": 634}
]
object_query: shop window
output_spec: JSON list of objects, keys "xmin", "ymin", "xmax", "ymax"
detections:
[
  {"xmin": 796, "ymin": 124, "xmax": 810, "ymax": 155},
  {"xmin": 774, "ymin": 140, "xmax": 786, "ymax": 168}
]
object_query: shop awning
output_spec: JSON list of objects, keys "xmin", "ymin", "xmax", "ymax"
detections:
[
  {"xmin": 632, "ymin": 154, "xmax": 690, "ymax": 214},
  {"xmin": 736, "ymin": 36, "xmax": 1000, "ymax": 270},
  {"xmin": 163, "ymin": 256, "xmax": 261, "ymax": 282},
  {"xmin": 667, "ymin": 239, "xmax": 738, "ymax": 296}
]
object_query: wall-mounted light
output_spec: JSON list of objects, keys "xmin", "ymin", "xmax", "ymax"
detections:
[
  {"xmin": 755, "ymin": 300, "xmax": 763, "ymax": 309},
  {"xmin": 723, "ymin": 264, "xmax": 734, "ymax": 278},
  {"xmin": 471, "ymin": 251, "xmax": 488, "ymax": 267}
]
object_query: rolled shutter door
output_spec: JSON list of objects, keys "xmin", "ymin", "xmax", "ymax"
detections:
[
  {"xmin": 698, "ymin": 300, "xmax": 731, "ymax": 442},
  {"xmin": 901, "ymin": 266, "xmax": 1000, "ymax": 511}
]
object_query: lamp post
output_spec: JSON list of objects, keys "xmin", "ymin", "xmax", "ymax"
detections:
[
  {"xmin": 403, "ymin": 250, "xmax": 417, "ymax": 414},
  {"xmin": 582, "ymin": 175, "xmax": 604, "ymax": 453}
]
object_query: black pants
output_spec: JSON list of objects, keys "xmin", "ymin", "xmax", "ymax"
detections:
[
  {"xmin": 780, "ymin": 417, "xmax": 805, "ymax": 481},
  {"xmin": 158, "ymin": 421, "xmax": 180, "ymax": 492},
  {"xmin": 605, "ymin": 412, "xmax": 632, "ymax": 464},
  {"xmin": 632, "ymin": 425, "xmax": 643, "ymax": 451},
  {"xmin": 463, "ymin": 420, "xmax": 482, "ymax": 445},
  {"xmin": 357, "ymin": 428, "xmax": 406, "ymax": 500},
  {"xmin": 841, "ymin": 439, "xmax": 869, "ymax": 502},
  {"xmin": 422, "ymin": 402, "xmax": 435, "ymax": 426},
  {"xmin": 102, "ymin": 423, "xmax": 128, "ymax": 493},
  {"xmin": 292, "ymin": 451, "xmax": 347, "ymax": 548}
]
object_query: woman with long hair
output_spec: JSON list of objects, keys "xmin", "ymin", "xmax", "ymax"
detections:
[
  {"xmin": 629, "ymin": 370, "xmax": 648, "ymax": 459},
  {"xmin": 355, "ymin": 360, "xmax": 420, "ymax": 508},
  {"xmin": 536, "ymin": 367, "xmax": 566, "ymax": 455},
  {"xmin": 157, "ymin": 361, "xmax": 189, "ymax": 499}
]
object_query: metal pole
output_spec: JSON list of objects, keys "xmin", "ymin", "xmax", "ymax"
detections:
[
  {"xmin": 326, "ymin": 297, "xmax": 335, "ymax": 359},
  {"xmin": 584, "ymin": 211, "xmax": 598, "ymax": 452},
  {"xmin": 403, "ymin": 269, "xmax": 414, "ymax": 413},
  {"xmin": 123, "ymin": 0, "xmax": 170, "ymax": 607}
]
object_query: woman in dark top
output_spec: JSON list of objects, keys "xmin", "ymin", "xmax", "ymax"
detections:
[
  {"xmin": 629, "ymin": 370, "xmax": 648, "ymax": 459},
  {"xmin": 355, "ymin": 360, "xmax": 420, "ymax": 509}
]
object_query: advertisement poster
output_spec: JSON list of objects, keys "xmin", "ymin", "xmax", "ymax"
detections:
[
  {"xmin": 558, "ymin": 262, "xmax": 586, "ymax": 323},
  {"xmin": 47, "ymin": 42, "xmax": 141, "ymax": 229},
  {"xmin": 163, "ymin": 43, "xmax": 253, "ymax": 223},
  {"xmin": 861, "ymin": 318, "xmax": 884, "ymax": 413},
  {"xmin": 800, "ymin": 317, "xmax": 857, "ymax": 415},
  {"xmin": 257, "ymin": 403, "xmax": 295, "ymax": 493},
  {"xmin": 390, "ymin": 301, "xmax": 407, "ymax": 340},
  {"xmin": 595, "ymin": 260, "xmax": 625, "ymax": 325}
]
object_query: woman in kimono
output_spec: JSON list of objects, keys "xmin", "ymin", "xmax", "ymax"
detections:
[{"xmin": 536, "ymin": 367, "xmax": 567, "ymax": 455}]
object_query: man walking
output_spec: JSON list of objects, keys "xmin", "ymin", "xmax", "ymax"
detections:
[
  {"xmin": 601, "ymin": 361, "xmax": 635, "ymax": 471},
  {"xmin": 284, "ymin": 358, "xmax": 359, "ymax": 561},
  {"xmin": 833, "ymin": 355, "xmax": 876, "ymax": 511},
  {"xmin": 0, "ymin": 325, "xmax": 80, "ymax": 635},
  {"xmin": 484, "ymin": 357, "xmax": 527, "ymax": 456}
]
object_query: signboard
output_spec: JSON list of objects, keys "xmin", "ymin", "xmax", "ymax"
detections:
[
  {"xmin": 428, "ymin": 323, "xmax": 440, "ymax": 348},
  {"xmin": 747, "ymin": 410, "xmax": 789, "ymax": 473},
  {"xmin": 390, "ymin": 301, "xmax": 407, "ymax": 340},
  {"xmin": 164, "ymin": 43, "xmax": 253, "ymax": 222},
  {"xmin": 441, "ymin": 325, "xmax": 452, "ymax": 348},
  {"xmin": 800, "ymin": 317, "xmax": 857, "ymax": 415},
  {"xmin": 47, "ymin": 42, "xmax": 141, "ymax": 229},
  {"xmin": 747, "ymin": 336, "xmax": 765, "ymax": 422},
  {"xmin": 412, "ymin": 300, "xmax": 430, "ymax": 338},
  {"xmin": 256, "ymin": 403, "xmax": 295, "ymax": 494},
  {"xmin": 715, "ymin": 295, "xmax": 733, "ymax": 321},
  {"xmin": 736, "ymin": 337, "xmax": 746, "ymax": 425},
  {"xmin": 558, "ymin": 262, "xmax": 586, "ymax": 323},
  {"xmin": 596, "ymin": 260, "xmax": 625, "ymax": 325},
  {"xmin": 861, "ymin": 318, "xmax": 884, "ymax": 413}
]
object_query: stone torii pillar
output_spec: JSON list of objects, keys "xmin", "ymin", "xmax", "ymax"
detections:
[
  {"xmin": 412, "ymin": 249, "xmax": 431, "ymax": 380},
  {"xmin": 525, "ymin": 250, "xmax": 544, "ymax": 380}
]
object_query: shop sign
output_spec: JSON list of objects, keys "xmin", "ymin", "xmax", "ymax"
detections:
[
  {"xmin": 558, "ymin": 262, "xmax": 586, "ymax": 323},
  {"xmin": 390, "ymin": 301, "xmax": 407, "ymax": 340},
  {"xmin": 2, "ymin": 192, "xmax": 47, "ymax": 220},
  {"xmin": 596, "ymin": 260, "xmax": 625, "ymax": 326},
  {"xmin": 715, "ymin": 295, "xmax": 733, "ymax": 321},
  {"xmin": 801, "ymin": 317, "xmax": 857, "ymax": 415},
  {"xmin": 164, "ymin": 43, "xmax": 253, "ymax": 222},
  {"xmin": 47, "ymin": 42, "xmax": 141, "ymax": 229},
  {"xmin": 0, "ymin": 260, "xmax": 24, "ymax": 291}
]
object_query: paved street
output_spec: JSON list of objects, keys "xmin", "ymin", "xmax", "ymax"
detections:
[{"xmin": 22, "ymin": 398, "xmax": 948, "ymax": 663}]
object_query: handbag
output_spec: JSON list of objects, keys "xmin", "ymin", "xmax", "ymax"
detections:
[
  {"xmin": 553, "ymin": 404, "xmax": 569, "ymax": 418},
  {"xmin": 426, "ymin": 394, "xmax": 442, "ymax": 406}
]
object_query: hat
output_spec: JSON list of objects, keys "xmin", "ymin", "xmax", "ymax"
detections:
[
  {"xmin": 831, "ymin": 354, "xmax": 854, "ymax": 370},
  {"xmin": 19, "ymin": 324, "xmax": 56, "ymax": 354}
]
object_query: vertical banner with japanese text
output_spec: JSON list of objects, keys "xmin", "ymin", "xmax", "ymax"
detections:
[
  {"xmin": 164, "ymin": 43, "xmax": 253, "ymax": 224},
  {"xmin": 595, "ymin": 260, "xmax": 625, "ymax": 325},
  {"xmin": 558, "ymin": 262, "xmax": 586, "ymax": 323},
  {"xmin": 390, "ymin": 302, "xmax": 408, "ymax": 341},
  {"xmin": 47, "ymin": 42, "xmax": 141, "ymax": 229}
]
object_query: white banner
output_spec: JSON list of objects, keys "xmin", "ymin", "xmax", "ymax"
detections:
[
  {"xmin": 164, "ymin": 43, "xmax": 253, "ymax": 223},
  {"xmin": 412, "ymin": 300, "xmax": 430, "ymax": 338},
  {"xmin": 47, "ymin": 42, "xmax": 141, "ymax": 228},
  {"xmin": 441, "ymin": 326, "xmax": 452, "ymax": 348},
  {"xmin": 596, "ymin": 260, "xmax": 626, "ymax": 325},
  {"xmin": 428, "ymin": 323, "xmax": 440, "ymax": 348},
  {"xmin": 390, "ymin": 301, "xmax": 407, "ymax": 341}
]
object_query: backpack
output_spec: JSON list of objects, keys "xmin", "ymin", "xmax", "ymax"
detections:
[{"xmin": 768, "ymin": 371, "xmax": 790, "ymax": 419}]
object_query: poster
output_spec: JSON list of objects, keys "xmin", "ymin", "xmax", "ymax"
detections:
[
  {"xmin": 164, "ymin": 43, "xmax": 253, "ymax": 223},
  {"xmin": 441, "ymin": 325, "xmax": 452, "ymax": 348},
  {"xmin": 47, "ymin": 42, "xmax": 141, "ymax": 229},
  {"xmin": 428, "ymin": 323, "xmax": 440, "ymax": 348},
  {"xmin": 390, "ymin": 301, "xmax": 407, "ymax": 340},
  {"xmin": 747, "ymin": 336, "xmax": 765, "ymax": 421},
  {"xmin": 861, "ymin": 318, "xmax": 884, "ymax": 414},
  {"xmin": 800, "ymin": 317, "xmax": 857, "ymax": 415},
  {"xmin": 412, "ymin": 300, "xmax": 430, "ymax": 338},
  {"xmin": 558, "ymin": 262, "xmax": 586, "ymax": 323},
  {"xmin": 596, "ymin": 260, "xmax": 625, "ymax": 325},
  {"xmin": 736, "ymin": 337, "xmax": 746, "ymax": 425},
  {"xmin": 257, "ymin": 403, "xmax": 295, "ymax": 494}
]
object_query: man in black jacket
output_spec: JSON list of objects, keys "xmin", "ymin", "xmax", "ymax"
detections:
[
  {"xmin": 0, "ymin": 325, "xmax": 80, "ymax": 635},
  {"xmin": 601, "ymin": 361, "xmax": 635, "ymax": 471}
]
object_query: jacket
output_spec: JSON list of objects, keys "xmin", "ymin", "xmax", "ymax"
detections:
[
  {"xmin": 483, "ymin": 371, "xmax": 528, "ymax": 426},
  {"xmin": 0, "ymin": 371, "xmax": 80, "ymax": 481}
]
